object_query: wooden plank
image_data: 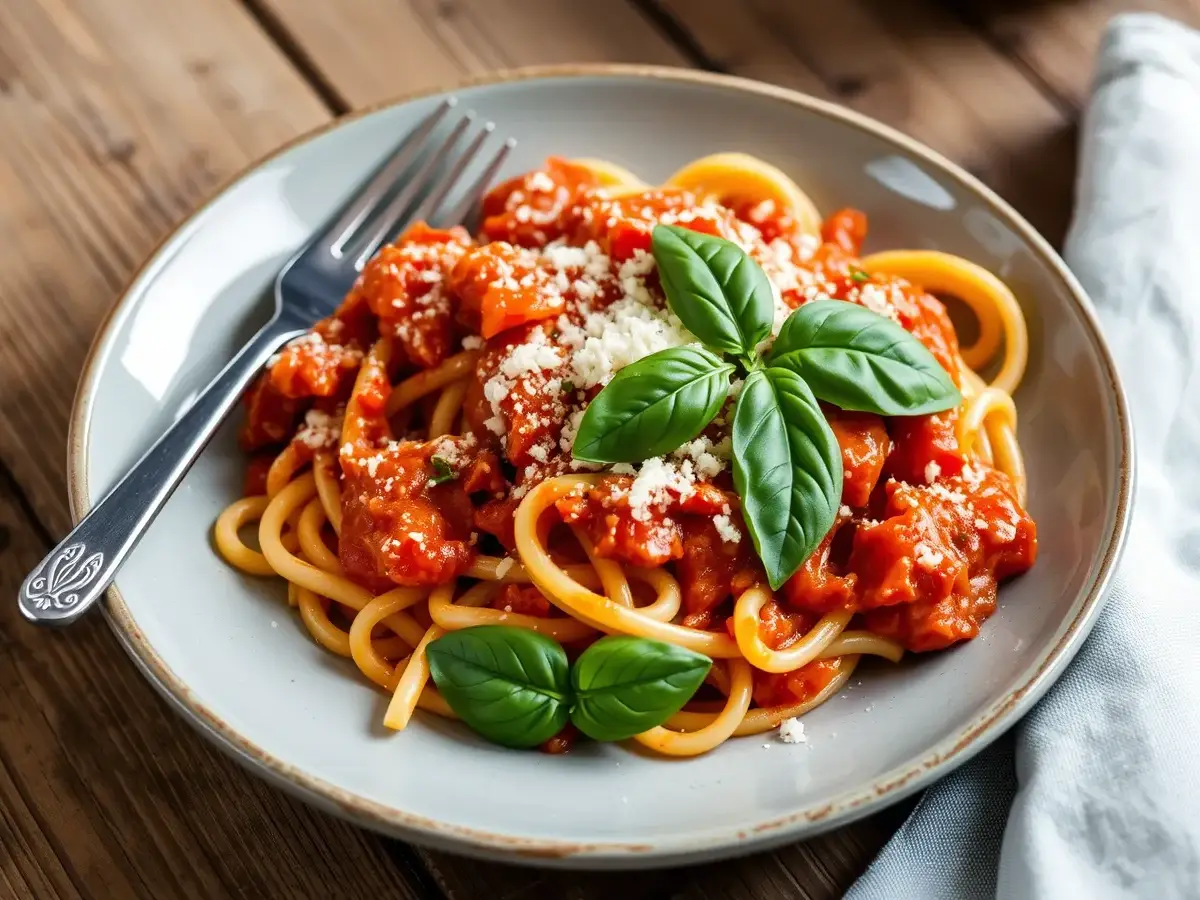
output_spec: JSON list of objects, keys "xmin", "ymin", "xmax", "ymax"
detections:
[
  {"xmin": 0, "ymin": 0, "xmax": 447, "ymax": 897},
  {"xmin": 246, "ymin": 0, "xmax": 690, "ymax": 109},
  {"xmin": 0, "ymin": 484, "xmax": 439, "ymax": 899},
  {"xmin": 0, "ymin": 754, "xmax": 83, "ymax": 900},
  {"xmin": 959, "ymin": 0, "xmax": 1200, "ymax": 109},
  {"xmin": 425, "ymin": 803, "xmax": 910, "ymax": 900},
  {"xmin": 653, "ymin": 0, "xmax": 1079, "ymax": 244},
  {"xmin": 0, "ymin": 0, "xmax": 332, "ymax": 536}
]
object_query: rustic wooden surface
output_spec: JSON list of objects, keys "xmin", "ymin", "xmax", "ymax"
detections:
[{"xmin": 0, "ymin": 1, "xmax": 1196, "ymax": 897}]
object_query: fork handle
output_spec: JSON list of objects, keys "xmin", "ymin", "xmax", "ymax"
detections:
[{"xmin": 19, "ymin": 317, "xmax": 304, "ymax": 627}]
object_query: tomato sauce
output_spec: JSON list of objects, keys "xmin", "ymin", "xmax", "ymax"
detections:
[
  {"xmin": 338, "ymin": 441, "xmax": 479, "ymax": 590},
  {"xmin": 754, "ymin": 658, "xmax": 845, "ymax": 709},
  {"xmin": 350, "ymin": 223, "xmax": 471, "ymax": 368},
  {"xmin": 242, "ymin": 157, "xmax": 1037, "ymax": 707}
]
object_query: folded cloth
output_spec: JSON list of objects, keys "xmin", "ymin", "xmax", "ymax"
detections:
[{"xmin": 847, "ymin": 13, "xmax": 1200, "ymax": 899}]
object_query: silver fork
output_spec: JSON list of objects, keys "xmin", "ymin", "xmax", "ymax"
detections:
[{"xmin": 19, "ymin": 98, "xmax": 515, "ymax": 627}]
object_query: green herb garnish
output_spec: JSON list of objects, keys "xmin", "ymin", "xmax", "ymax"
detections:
[
  {"xmin": 426, "ymin": 627, "xmax": 710, "ymax": 747},
  {"xmin": 570, "ymin": 347, "xmax": 734, "ymax": 463},
  {"xmin": 849, "ymin": 266, "xmax": 871, "ymax": 283},
  {"xmin": 767, "ymin": 300, "xmax": 963, "ymax": 416},
  {"xmin": 572, "ymin": 224, "xmax": 961, "ymax": 589},
  {"xmin": 428, "ymin": 456, "xmax": 457, "ymax": 486}
]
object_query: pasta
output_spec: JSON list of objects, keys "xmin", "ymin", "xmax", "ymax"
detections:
[{"xmin": 216, "ymin": 152, "xmax": 1037, "ymax": 757}]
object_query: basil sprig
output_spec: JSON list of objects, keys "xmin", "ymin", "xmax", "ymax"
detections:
[
  {"xmin": 427, "ymin": 627, "xmax": 711, "ymax": 748},
  {"xmin": 572, "ymin": 224, "xmax": 962, "ymax": 589}
]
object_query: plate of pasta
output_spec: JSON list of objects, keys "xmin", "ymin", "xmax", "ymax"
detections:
[{"xmin": 71, "ymin": 66, "xmax": 1131, "ymax": 865}]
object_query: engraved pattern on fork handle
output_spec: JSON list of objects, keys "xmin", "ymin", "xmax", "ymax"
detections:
[
  {"xmin": 21, "ymin": 543, "xmax": 105, "ymax": 615},
  {"xmin": 18, "ymin": 319, "xmax": 302, "ymax": 627}
]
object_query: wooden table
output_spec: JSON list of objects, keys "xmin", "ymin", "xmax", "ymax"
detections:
[{"xmin": 0, "ymin": 1, "xmax": 1192, "ymax": 897}]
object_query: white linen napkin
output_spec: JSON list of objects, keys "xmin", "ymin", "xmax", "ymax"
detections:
[{"xmin": 847, "ymin": 13, "xmax": 1200, "ymax": 899}]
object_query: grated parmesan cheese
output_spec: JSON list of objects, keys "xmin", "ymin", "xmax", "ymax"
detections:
[
  {"xmin": 855, "ymin": 282, "xmax": 903, "ymax": 323},
  {"xmin": 617, "ymin": 250, "xmax": 656, "ymax": 305},
  {"xmin": 363, "ymin": 453, "xmax": 384, "ymax": 478},
  {"xmin": 267, "ymin": 331, "xmax": 327, "ymax": 368},
  {"xmin": 541, "ymin": 242, "xmax": 593, "ymax": 270},
  {"xmin": 779, "ymin": 718, "xmax": 808, "ymax": 744},
  {"xmin": 430, "ymin": 434, "xmax": 475, "ymax": 469},
  {"xmin": 915, "ymin": 542, "xmax": 945, "ymax": 571},
  {"xmin": 561, "ymin": 297, "xmax": 697, "ymax": 389},
  {"xmin": 499, "ymin": 329, "xmax": 564, "ymax": 379},
  {"xmin": 559, "ymin": 409, "xmax": 586, "ymax": 453},
  {"xmin": 626, "ymin": 458, "xmax": 696, "ymax": 522},
  {"xmin": 927, "ymin": 482, "xmax": 968, "ymax": 505},
  {"xmin": 713, "ymin": 513, "xmax": 741, "ymax": 543},
  {"xmin": 671, "ymin": 435, "xmax": 730, "ymax": 480},
  {"xmin": 994, "ymin": 519, "xmax": 1018, "ymax": 542},
  {"xmin": 295, "ymin": 408, "xmax": 342, "ymax": 449}
]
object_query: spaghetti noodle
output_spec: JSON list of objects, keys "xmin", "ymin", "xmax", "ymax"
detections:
[{"xmin": 216, "ymin": 153, "xmax": 1037, "ymax": 756}]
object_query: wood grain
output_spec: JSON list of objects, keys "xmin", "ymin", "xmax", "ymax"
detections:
[
  {"xmin": 0, "ymin": 1, "xmax": 442, "ymax": 898},
  {"xmin": 652, "ymin": 0, "xmax": 1079, "ymax": 244},
  {"xmin": 246, "ymin": 0, "xmax": 689, "ymax": 110},
  {"xmin": 423, "ymin": 804, "xmax": 911, "ymax": 900},
  {"xmin": 0, "ymin": 471, "xmax": 446, "ymax": 899},
  {"xmin": 960, "ymin": 0, "xmax": 1200, "ymax": 108},
  {"xmin": 0, "ymin": 0, "xmax": 329, "ymax": 536}
]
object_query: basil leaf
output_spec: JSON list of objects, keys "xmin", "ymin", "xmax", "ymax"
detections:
[
  {"xmin": 570, "ymin": 636, "xmax": 711, "ymax": 742},
  {"xmin": 767, "ymin": 299, "xmax": 961, "ymax": 416},
  {"xmin": 572, "ymin": 346, "xmax": 734, "ymax": 464},
  {"xmin": 426, "ymin": 626, "xmax": 571, "ymax": 748},
  {"xmin": 732, "ymin": 368, "xmax": 842, "ymax": 590},
  {"xmin": 651, "ymin": 224, "xmax": 774, "ymax": 357}
]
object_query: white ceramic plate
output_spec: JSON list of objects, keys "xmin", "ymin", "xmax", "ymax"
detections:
[{"xmin": 70, "ymin": 66, "xmax": 1132, "ymax": 868}]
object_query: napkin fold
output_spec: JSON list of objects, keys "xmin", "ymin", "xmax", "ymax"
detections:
[{"xmin": 848, "ymin": 14, "xmax": 1200, "ymax": 899}]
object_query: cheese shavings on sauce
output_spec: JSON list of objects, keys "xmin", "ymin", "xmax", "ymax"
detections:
[{"xmin": 246, "ymin": 159, "xmax": 1036, "ymax": 674}]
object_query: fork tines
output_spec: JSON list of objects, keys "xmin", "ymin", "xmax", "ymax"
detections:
[{"xmin": 321, "ymin": 97, "xmax": 516, "ymax": 271}]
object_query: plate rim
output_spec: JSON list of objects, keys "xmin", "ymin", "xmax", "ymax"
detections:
[{"xmin": 65, "ymin": 63, "xmax": 1135, "ymax": 867}]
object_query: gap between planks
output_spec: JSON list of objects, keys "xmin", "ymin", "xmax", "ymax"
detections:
[{"xmin": 239, "ymin": 0, "xmax": 353, "ymax": 113}]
